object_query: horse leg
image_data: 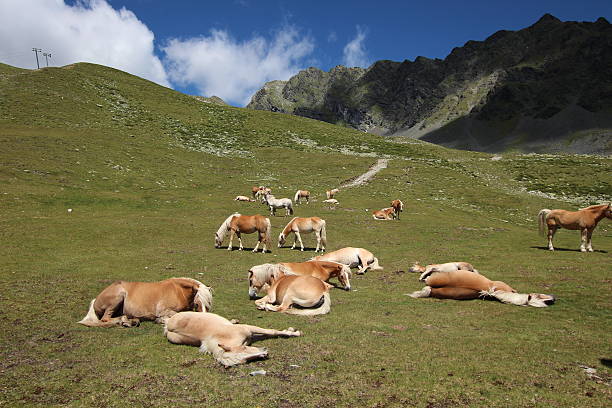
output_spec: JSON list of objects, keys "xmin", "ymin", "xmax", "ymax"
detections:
[
  {"xmin": 252, "ymin": 239, "xmax": 260, "ymax": 253},
  {"xmin": 580, "ymin": 228, "xmax": 588, "ymax": 252},
  {"xmin": 547, "ymin": 226, "xmax": 557, "ymax": 251},
  {"xmin": 295, "ymin": 231, "xmax": 304, "ymax": 251},
  {"xmin": 228, "ymin": 230, "xmax": 234, "ymax": 251},
  {"xmin": 236, "ymin": 232, "xmax": 243, "ymax": 250},
  {"xmin": 239, "ymin": 324, "xmax": 301, "ymax": 339},
  {"xmin": 291, "ymin": 233, "xmax": 297, "ymax": 250},
  {"xmin": 586, "ymin": 228, "xmax": 594, "ymax": 252},
  {"xmin": 315, "ymin": 231, "xmax": 321, "ymax": 252}
]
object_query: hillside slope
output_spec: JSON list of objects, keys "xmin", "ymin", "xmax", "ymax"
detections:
[
  {"xmin": 248, "ymin": 15, "xmax": 612, "ymax": 154},
  {"xmin": 0, "ymin": 62, "xmax": 610, "ymax": 407}
]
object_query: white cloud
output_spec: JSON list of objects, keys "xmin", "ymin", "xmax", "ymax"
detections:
[
  {"xmin": 0, "ymin": 0, "xmax": 169, "ymax": 87},
  {"xmin": 163, "ymin": 27, "xmax": 314, "ymax": 106},
  {"xmin": 342, "ymin": 26, "xmax": 369, "ymax": 68}
]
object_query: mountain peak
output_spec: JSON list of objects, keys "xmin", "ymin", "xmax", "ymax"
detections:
[{"xmin": 534, "ymin": 13, "xmax": 561, "ymax": 25}]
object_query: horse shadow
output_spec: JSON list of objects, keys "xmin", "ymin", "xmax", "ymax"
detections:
[
  {"xmin": 530, "ymin": 246, "xmax": 608, "ymax": 253},
  {"xmin": 217, "ymin": 246, "xmax": 270, "ymax": 253}
]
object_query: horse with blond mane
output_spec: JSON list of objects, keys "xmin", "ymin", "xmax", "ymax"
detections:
[
  {"xmin": 248, "ymin": 261, "xmax": 351, "ymax": 297},
  {"xmin": 278, "ymin": 216, "xmax": 327, "ymax": 252},
  {"xmin": 294, "ymin": 190, "xmax": 310, "ymax": 204},
  {"xmin": 311, "ymin": 247, "xmax": 383, "ymax": 274},
  {"xmin": 254, "ymin": 275, "xmax": 332, "ymax": 315},
  {"xmin": 409, "ymin": 270, "xmax": 555, "ymax": 307},
  {"xmin": 77, "ymin": 277, "xmax": 213, "ymax": 327},
  {"xmin": 215, "ymin": 213, "xmax": 272, "ymax": 253},
  {"xmin": 326, "ymin": 189, "xmax": 339, "ymax": 199},
  {"xmin": 538, "ymin": 203, "xmax": 611, "ymax": 252},
  {"xmin": 372, "ymin": 207, "xmax": 396, "ymax": 220},
  {"xmin": 409, "ymin": 261, "xmax": 479, "ymax": 281},
  {"xmin": 391, "ymin": 199, "xmax": 404, "ymax": 219},
  {"xmin": 164, "ymin": 311, "xmax": 300, "ymax": 367}
]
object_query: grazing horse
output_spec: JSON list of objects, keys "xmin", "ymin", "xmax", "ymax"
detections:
[
  {"xmin": 409, "ymin": 270, "xmax": 555, "ymax": 307},
  {"xmin": 251, "ymin": 186, "xmax": 262, "ymax": 199},
  {"xmin": 263, "ymin": 194, "xmax": 294, "ymax": 216},
  {"xmin": 248, "ymin": 261, "xmax": 351, "ymax": 296},
  {"xmin": 77, "ymin": 278, "xmax": 213, "ymax": 327},
  {"xmin": 372, "ymin": 207, "xmax": 396, "ymax": 220},
  {"xmin": 234, "ymin": 195, "xmax": 254, "ymax": 202},
  {"xmin": 164, "ymin": 311, "xmax": 300, "ymax": 367},
  {"xmin": 254, "ymin": 275, "xmax": 332, "ymax": 315},
  {"xmin": 294, "ymin": 190, "xmax": 310, "ymax": 204},
  {"xmin": 215, "ymin": 213, "xmax": 272, "ymax": 253},
  {"xmin": 391, "ymin": 199, "xmax": 404, "ymax": 219},
  {"xmin": 311, "ymin": 247, "xmax": 383, "ymax": 274},
  {"xmin": 409, "ymin": 261, "xmax": 479, "ymax": 281},
  {"xmin": 278, "ymin": 217, "xmax": 327, "ymax": 252},
  {"xmin": 326, "ymin": 189, "xmax": 339, "ymax": 199},
  {"xmin": 538, "ymin": 204, "xmax": 611, "ymax": 252}
]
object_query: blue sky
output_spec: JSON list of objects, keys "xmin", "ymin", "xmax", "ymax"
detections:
[{"xmin": 1, "ymin": 1, "xmax": 610, "ymax": 106}]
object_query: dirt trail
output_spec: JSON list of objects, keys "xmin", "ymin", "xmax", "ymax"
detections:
[{"xmin": 340, "ymin": 158, "xmax": 388, "ymax": 189}]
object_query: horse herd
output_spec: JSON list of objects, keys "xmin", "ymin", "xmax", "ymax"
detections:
[{"xmin": 78, "ymin": 184, "xmax": 611, "ymax": 366}]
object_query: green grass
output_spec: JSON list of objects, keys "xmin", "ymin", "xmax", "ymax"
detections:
[{"xmin": 1, "ymin": 63, "xmax": 611, "ymax": 407}]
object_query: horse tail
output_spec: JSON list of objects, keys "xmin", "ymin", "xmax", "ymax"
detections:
[
  {"xmin": 77, "ymin": 299, "xmax": 100, "ymax": 326},
  {"xmin": 369, "ymin": 257, "xmax": 383, "ymax": 271},
  {"xmin": 265, "ymin": 217, "xmax": 272, "ymax": 247},
  {"xmin": 284, "ymin": 292, "xmax": 331, "ymax": 316},
  {"xmin": 294, "ymin": 190, "xmax": 300, "ymax": 203},
  {"xmin": 538, "ymin": 209, "xmax": 551, "ymax": 236},
  {"xmin": 289, "ymin": 202, "xmax": 294, "ymax": 215},
  {"xmin": 320, "ymin": 220, "xmax": 327, "ymax": 249}
]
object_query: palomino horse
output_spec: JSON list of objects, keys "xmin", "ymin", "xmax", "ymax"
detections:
[
  {"xmin": 323, "ymin": 199, "xmax": 339, "ymax": 205},
  {"xmin": 391, "ymin": 199, "xmax": 404, "ymax": 219},
  {"xmin": 409, "ymin": 270, "xmax": 555, "ymax": 307},
  {"xmin": 254, "ymin": 275, "xmax": 332, "ymax": 315},
  {"xmin": 311, "ymin": 247, "xmax": 383, "ymax": 274},
  {"xmin": 215, "ymin": 213, "xmax": 272, "ymax": 253},
  {"xmin": 409, "ymin": 261, "xmax": 479, "ymax": 281},
  {"xmin": 164, "ymin": 311, "xmax": 300, "ymax": 367},
  {"xmin": 278, "ymin": 217, "xmax": 327, "ymax": 252},
  {"xmin": 77, "ymin": 278, "xmax": 213, "ymax": 327},
  {"xmin": 538, "ymin": 204, "xmax": 611, "ymax": 252},
  {"xmin": 263, "ymin": 194, "xmax": 294, "ymax": 216},
  {"xmin": 251, "ymin": 186, "xmax": 262, "ymax": 199},
  {"xmin": 294, "ymin": 190, "xmax": 310, "ymax": 204},
  {"xmin": 326, "ymin": 189, "xmax": 339, "ymax": 199},
  {"xmin": 372, "ymin": 207, "xmax": 396, "ymax": 220},
  {"xmin": 248, "ymin": 261, "xmax": 351, "ymax": 296},
  {"xmin": 234, "ymin": 195, "xmax": 254, "ymax": 202}
]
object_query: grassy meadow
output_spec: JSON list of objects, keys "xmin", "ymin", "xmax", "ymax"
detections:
[{"xmin": 0, "ymin": 63, "xmax": 611, "ymax": 407}]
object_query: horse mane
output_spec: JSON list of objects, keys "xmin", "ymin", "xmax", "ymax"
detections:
[
  {"xmin": 174, "ymin": 277, "xmax": 213, "ymax": 312},
  {"xmin": 580, "ymin": 203, "xmax": 609, "ymax": 211},
  {"xmin": 282, "ymin": 217, "xmax": 298, "ymax": 236},
  {"xmin": 480, "ymin": 289, "xmax": 529, "ymax": 306},
  {"xmin": 251, "ymin": 263, "xmax": 285, "ymax": 284},
  {"xmin": 216, "ymin": 213, "xmax": 240, "ymax": 242}
]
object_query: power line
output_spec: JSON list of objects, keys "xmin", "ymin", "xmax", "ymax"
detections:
[{"xmin": 43, "ymin": 52, "xmax": 51, "ymax": 67}]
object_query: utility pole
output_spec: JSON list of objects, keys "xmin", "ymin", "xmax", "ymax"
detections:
[
  {"xmin": 32, "ymin": 48, "xmax": 41, "ymax": 69},
  {"xmin": 43, "ymin": 52, "xmax": 51, "ymax": 67}
]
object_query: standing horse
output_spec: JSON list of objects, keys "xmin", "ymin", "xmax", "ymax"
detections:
[
  {"xmin": 538, "ymin": 203, "xmax": 611, "ymax": 252},
  {"xmin": 311, "ymin": 247, "xmax": 383, "ymax": 274},
  {"xmin": 391, "ymin": 199, "xmax": 404, "ymax": 219},
  {"xmin": 164, "ymin": 311, "xmax": 301, "ymax": 367},
  {"xmin": 251, "ymin": 186, "xmax": 262, "ymax": 199},
  {"xmin": 263, "ymin": 194, "xmax": 294, "ymax": 216},
  {"xmin": 294, "ymin": 190, "xmax": 310, "ymax": 204},
  {"xmin": 278, "ymin": 217, "xmax": 327, "ymax": 252},
  {"xmin": 248, "ymin": 261, "xmax": 351, "ymax": 296},
  {"xmin": 409, "ymin": 270, "xmax": 555, "ymax": 307},
  {"xmin": 215, "ymin": 213, "xmax": 272, "ymax": 253},
  {"xmin": 77, "ymin": 277, "xmax": 213, "ymax": 327},
  {"xmin": 326, "ymin": 189, "xmax": 339, "ymax": 199}
]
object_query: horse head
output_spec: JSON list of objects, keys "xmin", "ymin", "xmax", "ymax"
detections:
[
  {"xmin": 526, "ymin": 293, "xmax": 556, "ymax": 307},
  {"xmin": 248, "ymin": 264, "xmax": 280, "ymax": 299},
  {"xmin": 278, "ymin": 232, "xmax": 286, "ymax": 247},
  {"xmin": 338, "ymin": 265, "xmax": 352, "ymax": 291},
  {"xmin": 408, "ymin": 262, "xmax": 423, "ymax": 273},
  {"xmin": 606, "ymin": 203, "xmax": 612, "ymax": 219},
  {"xmin": 214, "ymin": 232, "xmax": 222, "ymax": 248}
]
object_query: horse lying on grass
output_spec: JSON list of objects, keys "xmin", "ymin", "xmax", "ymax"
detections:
[
  {"xmin": 538, "ymin": 203, "xmax": 611, "ymax": 252},
  {"xmin": 372, "ymin": 207, "xmax": 396, "ymax": 220},
  {"xmin": 215, "ymin": 213, "xmax": 272, "ymax": 253},
  {"xmin": 278, "ymin": 216, "xmax": 327, "ymax": 252},
  {"xmin": 234, "ymin": 195, "xmax": 255, "ymax": 202},
  {"xmin": 263, "ymin": 193, "xmax": 294, "ymax": 216},
  {"xmin": 248, "ymin": 261, "xmax": 351, "ymax": 296},
  {"xmin": 254, "ymin": 275, "xmax": 332, "ymax": 315},
  {"xmin": 409, "ymin": 261, "xmax": 479, "ymax": 281},
  {"xmin": 294, "ymin": 190, "xmax": 310, "ymax": 204},
  {"xmin": 78, "ymin": 278, "xmax": 213, "ymax": 327},
  {"xmin": 409, "ymin": 270, "xmax": 555, "ymax": 307},
  {"xmin": 164, "ymin": 311, "xmax": 300, "ymax": 367},
  {"xmin": 311, "ymin": 247, "xmax": 382, "ymax": 274}
]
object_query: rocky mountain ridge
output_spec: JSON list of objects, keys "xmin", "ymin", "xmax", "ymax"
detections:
[{"xmin": 247, "ymin": 14, "xmax": 612, "ymax": 154}]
